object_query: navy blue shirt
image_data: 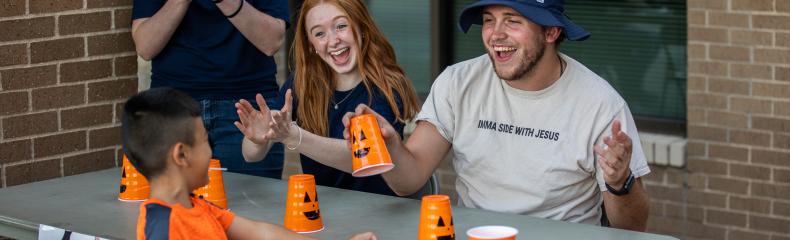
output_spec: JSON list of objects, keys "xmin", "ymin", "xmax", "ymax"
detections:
[
  {"xmin": 279, "ymin": 79, "xmax": 404, "ymax": 196},
  {"xmin": 132, "ymin": 0, "xmax": 289, "ymax": 100}
]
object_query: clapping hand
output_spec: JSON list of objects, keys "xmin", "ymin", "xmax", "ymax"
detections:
[
  {"xmin": 264, "ymin": 89, "xmax": 294, "ymax": 143},
  {"xmin": 593, "ymin": 120, "xmax": 633, "ymax": 190},
  {"xmin": 234, "ymin": 90, "xmax": 292, "ymax": 145}
]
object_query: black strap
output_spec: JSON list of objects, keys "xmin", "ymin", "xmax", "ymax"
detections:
[
  {"xmin": 605, "ymin": 171, "xmax": 634, "ymax": 196},
  {"xmin": 226, "ymin": 0, "xmax": 244, "ymax": 18}
]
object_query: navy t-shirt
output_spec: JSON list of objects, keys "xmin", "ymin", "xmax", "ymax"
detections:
[
  {"xmin": 132, "ymin": 0, "xmax": 289, "ymax": 100},
  {"xmin": 279, "ymin": 79, "xmax": 405, "ymax": 196}
]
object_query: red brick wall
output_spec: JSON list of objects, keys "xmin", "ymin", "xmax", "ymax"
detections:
[
  {"xmin": 644, "ymin": 0, "xmax": 790, "ymax": 239},
  {"xmin": 0, "ymin": 0, "xmax": 136, "ymax": 187}
]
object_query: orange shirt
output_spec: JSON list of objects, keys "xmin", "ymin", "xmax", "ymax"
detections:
[{"xmin": 137, "ymin": 196, "xmax": 235, "ymax": 240}]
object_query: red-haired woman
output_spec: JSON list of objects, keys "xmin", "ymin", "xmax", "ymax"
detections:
[{"xmin": 235, "ymin": 0, "xmax": 420, "ymax": 196}]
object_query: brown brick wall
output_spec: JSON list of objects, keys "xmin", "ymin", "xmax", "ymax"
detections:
[
  {"xmin": 0, "ymin": 0, "xmax": 135, "ymax": 187},
  {"xmin": 643, "ymin": 0, "xmax": 790, "ymax": 239}
]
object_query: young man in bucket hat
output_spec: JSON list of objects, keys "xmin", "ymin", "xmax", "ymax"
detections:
[{"xmin": 342, "ymin": 0, "xmax": 650, "ymax": 230}]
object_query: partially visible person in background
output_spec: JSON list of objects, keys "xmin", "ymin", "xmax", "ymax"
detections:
[
  {"xmin": 234, "ymin": 0, "xmax": 421, "ymax": 196},
  {"xmin": 131, "ymin": 0, "xmax": 289, "ymax": 178}
]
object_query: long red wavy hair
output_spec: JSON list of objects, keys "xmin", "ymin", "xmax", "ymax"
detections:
[{"xmin": 290, "ymin": 0, "xmax": 420, "ymax": 137}]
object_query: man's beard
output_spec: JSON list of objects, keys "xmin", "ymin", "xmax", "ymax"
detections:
[{"xmin": 489, "ymin": 38, "xmax": 546, "ymax": 81}]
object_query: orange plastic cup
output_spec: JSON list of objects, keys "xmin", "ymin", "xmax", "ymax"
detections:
[
  {"xmin": 466, "ymin": 226, "xmax": 518, "ymax": 240},
  {"xmin": 118, "ymin": 155, "xmax": 150, "ymax": 201},
  {"xmin": 349, "ymin": 114, "xmax": 394, "ymax": 177},
  {"xmin": 418, "ymin": 195, "xmax": 455, "ymax": 240},
  {"xmin": 193, "ymin": 159, "xmax": 228, "ymax": 209},
  {"xmin": 284, "ymin": 174, "xmax": 324, "ymax": 233}
]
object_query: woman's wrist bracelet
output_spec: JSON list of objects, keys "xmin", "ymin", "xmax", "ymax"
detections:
[{"xmin": 286, "ymin": 121, "xmax": 302, "ymax": 150}]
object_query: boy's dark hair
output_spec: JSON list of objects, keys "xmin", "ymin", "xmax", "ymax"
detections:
[{"xmin": 121, "ymin": 87, "xmax": 202, "ymax": 179}]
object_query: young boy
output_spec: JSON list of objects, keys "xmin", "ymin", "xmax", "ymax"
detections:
[{"xmin": 122, "ymin": 88, "xmax": 376, "ymax": 240}]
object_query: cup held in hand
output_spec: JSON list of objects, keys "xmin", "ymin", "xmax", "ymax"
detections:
[{"xmin": 350, "ymin": 114, "xmax": 394, "ymax": 177}]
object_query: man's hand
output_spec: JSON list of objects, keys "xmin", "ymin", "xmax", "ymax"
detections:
[
  {"xmin": 234, "ymin": 93, "xmax": 275, "ymax": 145},
  {"xmin": 593, "ymin": 120, "xmax": 633, "ymax": 190}
]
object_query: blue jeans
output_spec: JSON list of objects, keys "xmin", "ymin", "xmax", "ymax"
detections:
[{"xmin": 200, "ymin": 99, "xmax": 284, "ymax": 179}]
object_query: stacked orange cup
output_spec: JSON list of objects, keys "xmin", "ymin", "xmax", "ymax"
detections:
[
  {"xmin": 118, "ymin": 155, "xmax": 150, "ymax": 201},
  {"xmin": 284, "ymin": 174, "xmax": 324, "ymax": 233},
  {"xmin": 418, "ymin": 195, "xmax": 455, "ymax": 240},
  {"xmin": 193, "ymin": 159, "xmax": 228, "ymax": 209},
  {"xmin": 349, "ymin": 114, "xmax": 394, "ymax": 177}
]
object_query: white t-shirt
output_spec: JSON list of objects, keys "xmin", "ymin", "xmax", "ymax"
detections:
[{"xmin": 416, "ymin": 54, "xmax": 650, "ymax": 225}]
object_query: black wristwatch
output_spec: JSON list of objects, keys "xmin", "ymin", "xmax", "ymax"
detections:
[{"xmin": 605, "ymin": 172, "xmax": 634, "ymax": 196}]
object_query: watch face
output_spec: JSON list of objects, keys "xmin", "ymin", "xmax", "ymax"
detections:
[{"xmin": 622, "ymin": 173, "xmax": 635, "ymax": 193}]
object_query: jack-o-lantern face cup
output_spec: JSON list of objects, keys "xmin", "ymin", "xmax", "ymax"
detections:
[
  {"xmin": 118, "ymin": 155, "xmax": 150, "ymax": 201},
  {"xmin": 466, "ymin": 226, "xmax": 518, "ymax": 240},
  {"xmin": 418, "ymin": 195, "xmax": 455, "ymax": 240},
  {"xmin": 192, "ymin": 159, "xmax": 228, "ymax": 209},
  {"xmin": 284, "ymin": 174, "xmax": 324, "ymax": 233},
  {"xmin": 349, "ymin": 114, "xmax": 394, "ymax": 177}
]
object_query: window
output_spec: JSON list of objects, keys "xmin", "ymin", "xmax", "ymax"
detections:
[
  {"xmin": 368, "ymin": 0, "xmax": 432, "ymax": 95},
  {"xmin": 562, "ymin": 1, "xmax": 687, "ymax": 123},
  {"xmin": 452, "ymin": 0, "xmax": 486, "ymax": 63}
]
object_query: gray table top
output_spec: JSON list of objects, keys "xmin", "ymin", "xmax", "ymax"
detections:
[{"xmin": 0, "ymin": 168, "xmax": 677, "ymax": 240}]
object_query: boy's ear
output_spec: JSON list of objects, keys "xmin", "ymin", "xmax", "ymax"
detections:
[{"xmin": 171, "ymin": 143, "xmax": 190, "ymax": 168}]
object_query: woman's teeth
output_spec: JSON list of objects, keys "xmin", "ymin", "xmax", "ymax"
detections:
[{"xmin": 330, "ymin": 48, "xmax": 348, "ymax": 56}]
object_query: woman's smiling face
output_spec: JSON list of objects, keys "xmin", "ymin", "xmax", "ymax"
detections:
[{"xmin": 305, "ymin": 3, "xmax": 360, "ymax": 75}]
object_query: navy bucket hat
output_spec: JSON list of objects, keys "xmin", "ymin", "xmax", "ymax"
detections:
[{"xmin": 458, "ymin": 0, "xmax": 591, "ymax": 41}]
